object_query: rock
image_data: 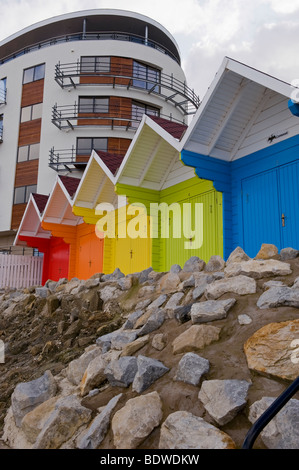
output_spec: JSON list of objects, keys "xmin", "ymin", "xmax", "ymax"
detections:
[
  {"xmin": 80, "ymin": 353, "xmax": 117, "ymax": 396},
  {"xmin": 280, "ymin": 247, "xmax": 299, "ymax": 260},
  {"xmin": 104, "ymin": 357, "xmax": 138, "ymax": 387},
  {"xmin": 172, "ymin": 325, "xmax": 221, "ymax": 354},
  {"xmin": 244, "ymin": 319, "xmax": 299, "ymax": 381},
  {"xmin": 170, "ymin": 264, "xmax": 182, "ymax": 274},
  {"xmin": 173, "ymin": 304, "xmax": 193, "ymax": 323},
  {"xmin": 205, "ymin": 275, "xmax": 256, "ymax": 299},
  {"xmin": 147, "ymin": 294, "xmax": 167, "ymax": 310},
  {"xmin": 191, "ymin": 298, "xmax": 236, "ymax": 324},
  {"xmin": 101, "ymin": 268, "xmax": 125, "ymax": 282},
  {"xmin": 120, "ymin": 335, "xmax": 149, "ymax": 356},
  {"xmin": 165, "ymin": 292, "xmax": 184, "ymax": 310},
  {"xmin": 179, "ymin": 275, "xmax": 195, "ymax": 289},
  {"xmin": 21, "ymin": 397, "xmax": 58, "ymax": 443},
  {"xmin": 33, "ymin": 395, "xmax": 92, "ymax": 449},
  {"xmin": 137, "ymin": 267, "xmax": 154, "ymax": 284},
  {"xmin": 205, "ymin": 255, "xmax": 225, "ymax": 272},
  {"xmin": 117, "ymin": 277, "xmax": 133, "ymax": 291},
  {"xmin": 137, "ymin": 309, "xmax": 165, "ymax": 336},
  {"xmin": 110, "ymin": 331, "xmax": 138, "ymax": 350},
  {"xmin": 66, "ymin": 346, "xmax": 102, "ymax": 385},
  {"xmin": 224, "ymin": 259, "xmax": 292, "ymax": 279},
  {"xmin": 152, "ymin": 333, "xmax": 167, "ymax": 351},
  {"xmin": 123, "ymin": 310, "xmax": 144, "ymax": 330},
  {"xmin": 99, "ymin": 285, "xmax": 121, "ymax": 302},
  {"xmin": 198, "ymin": 379, "xmax": 251, "ymax": 425},
  {"xmin": 159, "ymin": 411, "xmax": 236, "ymax": 449},
  {"xmin": 257, "ymin": 286, "xmax": 299, "ymax": 309},
  {"xmin": 138, "ymin": 286, "xmax": 155, "ymax": 297},
  {"xmin": 255, "ymin": 243, "xmax": 278, "ymax": 259},
  {"xmin": 226, "ymin": 246, "xmax": 250, "ymax": 264},
  {"xmin": 174, "ymin": 353, "xmax": 210, "ymax": 385},
  {"xmin": 157, "ymin": 272, "xmax": 181, "ymax": 293},
  {"xmin": 85, "ymin": 278, "xmax": 100, "ymax": 289},
  {"xmin": 96, "ymin": 328, "xmax": 135, "ymax": 352},
  {"xmin": 238, "ymin": 314, "xmax": 252, "ymax": 325},
  {"xmin": 248, "ymin": 397, "xmax": 299, "ymax": 449},
  {"xmin": 111, "ymin": 391, "xmax": 163, "ymax": 449},
  {"xmin": 78, "ymin": 393, "xmax": 122, "ymax": 449},
  {"xmin": 182, "ymin": 256, "xmax": 205, "ymax": 272},
  {"xmin": 11, "ymin": 371, "xmax": 57, "ymax": 427},
  {"xmin": 263, "ymin": 280, "xmax": 286, "ymax": 290},
  {"xmin": 132, "ymin": 355, "xmax": 169, "ymax": 393},
  {"xmin": 192, "ymin": 284, "xmax": 206, "ymax": 300},
  {"xmin": 35, "ymin": 287, "xmax": 49, "ymax": 298}
]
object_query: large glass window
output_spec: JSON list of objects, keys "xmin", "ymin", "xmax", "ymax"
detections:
[
  {"xmin": 20, "ymin": 103, "xmax": 43, "ymax": 123},
  {"xmin": 17, "ymin": 143, "xmax": 40, "ymax": 162},
  {"xmin": 132, "ymin": 61, "xmax": 160, "ymax": 92},
  {"xmin": 80, "ymin": 56, "xmax": 110, "ymax": 73},
  {"xmin": 0, "ymin": 78, "xmax": 6, "ymax": 103},
  {"xmin": 23, "ymin": 64, "xmax": 45, "ymax": 84},
  {"xmin": 131, "ymin": 101, "xmax": 159, "ymax": 128},
  {"xmin": 14, "ymin": 185, "xmax": 37, "ymax": 204},
  {"xmin": 76, "ymin": 137, "xmax": 108, "ymax": 155},
  {"xmin": 78, "ymin": 97, "xmax": 109, "ymax": 113}
]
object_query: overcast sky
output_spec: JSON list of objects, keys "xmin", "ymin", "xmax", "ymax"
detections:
[{"xmin": 1, "ymin": 0, "xmax": 299, "ymax": 98}]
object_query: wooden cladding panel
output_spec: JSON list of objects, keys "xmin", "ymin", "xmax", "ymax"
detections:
[
  {"xmin": 108, "ymin": 138, "xmax": 131, "ymax": 156},
  {"xmin": 21, "ymin": 79, "xmax": 44, "ymax": 107},
  {"xmin": 18, "ymin": 119, "xmax": 41, "ymax": 146},
  {"xmin": 14, "ymin": 160, "xmax": 39, "ymax": 187},
  {"xmin": 79, "ymin": 57, "xmax": 133, "ymax": 86},
  {"xmin": 11, "ymin": 203, "xmax": 27, "ymax": 230}
]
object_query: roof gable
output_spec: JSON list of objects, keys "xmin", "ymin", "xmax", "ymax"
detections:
[{"xmin": 181, "ymin": 57, "xmax": 297, "ymax": 161}]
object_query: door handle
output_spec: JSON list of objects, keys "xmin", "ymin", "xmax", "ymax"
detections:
[{"xmin": 281, "ymin": 213, "xmax": 285, "ymax": 227}]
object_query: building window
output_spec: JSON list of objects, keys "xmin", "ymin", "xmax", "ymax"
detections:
[
  {"xmin": 76, "ymin": 137, "xmax": 108, "ymax": 155},
  {"xmin": 0, "ymin": 115, "xmax": 3, "ymax": 141},
  {"xmin": 17, "ymin": 143, "xmax": 40, "ymax": 162},
  {"xmin": 78, "ymin": 97, "xmax": 109, "ymax": 113},
  {"xmin": 131, "ymin": 100, "xmax": 159, "ymax": 128},
  {"xmin": 23, "ymin": 64, "xmax": 45, "ymax": 84},
  {"xmin": 132, "ymin": 61, "xmax": 160, "ymax": 92},
  {"xmin": 14, "ymin": 184, "xmax": 37, "ymax": 204},
  {"xmin": 0, "ymin": 78, "xmax": 6, "ymax": 104},
  {"xmin": 20, "ymin": 103, "xmax": 43, "ymax": 123},
  {"xmin": 80, "ymin": 56, "xmax": 110, "ymax": 73}
]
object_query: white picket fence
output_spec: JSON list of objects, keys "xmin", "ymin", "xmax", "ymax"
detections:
[{"xmin": 0, "ymin": 254, "xmax": 43, "ymax": 289}]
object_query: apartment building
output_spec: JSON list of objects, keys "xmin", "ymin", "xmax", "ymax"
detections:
[{"xmin": 0, "ymin": 9, "xmax": 199, "ymax": 248}]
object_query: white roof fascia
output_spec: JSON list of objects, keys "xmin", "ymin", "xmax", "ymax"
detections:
[
  {"xmin": 115, "ymin": 114, "xmax": 181, "ymax": 184},
  {"xmin": 180, "ymin": 57, "xmax": 293, "ymax": 152}
]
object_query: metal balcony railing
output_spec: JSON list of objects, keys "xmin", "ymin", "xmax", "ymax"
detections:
[
  {"xmin": 55, "ymin": 61, "xmax": 200, "ymax": 115},
  {"xmin": 49, "ymin": 146, "xmax": 91, "ymax": 171},
  {"xmin": 49, "ymin": 145, "xmax": 125, "ymax": 172},
  {"xmin": 52, "ymin": 102, "xmax": 185, "ymax": 131},
  {"xmin": 0, "ymin": 31, "xmax": 180, "ymax": 66}
]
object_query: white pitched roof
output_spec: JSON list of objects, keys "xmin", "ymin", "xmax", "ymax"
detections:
[
  {"xmin": 42, "ymin": 175, "xmax": 82, "ymax": 226},
  {"xmin": 14, "ymin": 194, "xmax": 51, "ymax": 245},
  {"xmin": 180, "ymin": 57, "xmax": 295, "ymax": 161}
]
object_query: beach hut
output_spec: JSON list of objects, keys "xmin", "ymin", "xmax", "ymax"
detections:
[
  {"xmin": 180, "ymin": 57, "xmax": 299, "ymax": 258},
  {"xmin": 41, "ymin": 175, "xmax": 104, "ymax": 280},
  {"xmin": 14, "ymin": 193, "xmax": 70, "ymax": 284}
]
